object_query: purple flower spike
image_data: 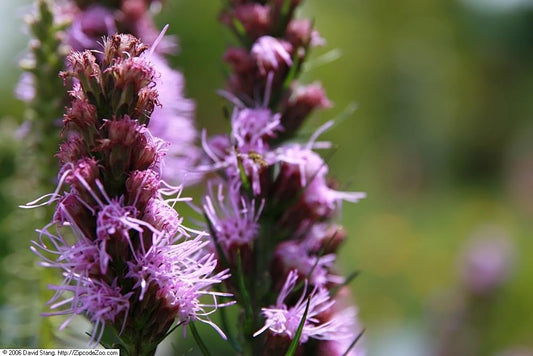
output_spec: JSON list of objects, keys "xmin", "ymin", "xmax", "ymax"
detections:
[
  {"xmin": 26, "ymin": 34, "xmax": 231, "ymax": 350},
  {"xmin": 202, "ymin": 0, "xmax": 368, "ymax": 353}
]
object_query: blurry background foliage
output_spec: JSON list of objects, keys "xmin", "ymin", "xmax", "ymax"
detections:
[{"xmin": 1, "ymin": 0, "xmax": 532, "ymax": 354}]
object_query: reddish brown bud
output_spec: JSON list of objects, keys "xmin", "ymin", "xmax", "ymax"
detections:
[
  {"xmin": 134, "ymin": 86, "xmax": 159, "ymax": 124},
  {"xmin": 63, "ymin": 98, "xmax": 98, "ymax": 132},
  {"xmin": 106, "ymin": 116, "xmax": 142, "ymax": 147},
  {"xmin": 103, "ymin": 34, "xmax": 148, "ymax": 66},
  {"xmin": 126, "ymin": 169, "xmax": 160, "ymax": 210},
  {"xmin": 223, "ymin": 47, "xmax": 255, "ymax": 74},
  {"xmin": 222, "ymin": 4, "xmax": 271, "ymax": 41},
  {"xmin": 280, "ymin": 82, "xmax": 331, "ymax": 135},
  {"xmin": 286, "ymin": 19, "xmax": 325, "ymax": 48},
  {"xmin": 57, "ymin": 136, "xmax": 89, "ymax": 165},
  {"xmin": 54, "ymin": 193, "xmax": 97, "ymax": 241}
]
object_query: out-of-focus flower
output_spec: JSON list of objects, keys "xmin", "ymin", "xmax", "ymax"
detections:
[
  {"xmin": 147, "ymin": 55, "xmax": 200, "ymax": 184},
  {"xmin": 460, "ymin": 227, "xmax": 515, "ymax": 296}
]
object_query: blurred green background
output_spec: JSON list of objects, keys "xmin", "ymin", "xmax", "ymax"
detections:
[{"xmin": 1, "ymin": 0, "xmax": 532, "ymax": 354}]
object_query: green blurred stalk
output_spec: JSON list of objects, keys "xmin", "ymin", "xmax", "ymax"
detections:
[{"xmin": 20, "ymin": 0, "xmax": 69, "ymax": 347}]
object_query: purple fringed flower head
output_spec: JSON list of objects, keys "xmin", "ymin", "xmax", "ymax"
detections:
[
  {"xmin": 254, "ymin": 270, "xmax": 358, "ymax": 349},
  {"xmin": 26, "ymin": 34, "xmax": 231, "ymax": 350},
  {"xmin": 251, "ymin": 36, "xmax": 293, "ymax": 76},
  {"xmin": 202, "ymin": 106, "xmax": 282, "ymax": 195},
  {"xmin": 315, "ymin": 287, "xmax": 366, "ymax": 356},
  {"xmin": 204, "ymin": 181, "xmax": 264, "ymax": 268},
  {"xmin": 66, "ymin": 0, "xmax": 173, "ymax": 54}
]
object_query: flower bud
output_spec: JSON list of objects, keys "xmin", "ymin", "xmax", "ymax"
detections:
[
  {"xmin": 221, "ymin": 4, "xmax": 271, "ymax": 41},
  {"xmin": 286, "ymin": 19, "xmax": 325, "ymax": 49},
  {"xmin": 280, "ymin": 82, "xmax": 331, "ymax": 135},
  {"xmin": 251, "ymin": 36, "xmax": 293, "ymax": 76},
  {"xmin": 126, "ymin": 169, "xmax": 160, "ymax": 211}
]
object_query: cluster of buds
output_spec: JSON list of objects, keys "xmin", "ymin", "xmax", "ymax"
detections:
[
  {"xmin": 66, "ymin": 0, "xmax": 199, "ymax": 185},
  {"xmin": 19, "ymin": 0, "xmax": 198, "ymax": 186},
  {"xmin": 27, "ymin": 35, "xmax": 231, "ymax": 354},
  {"xmin": 202, "ymin": 1, "xmax": 366, "ymax": 354}
]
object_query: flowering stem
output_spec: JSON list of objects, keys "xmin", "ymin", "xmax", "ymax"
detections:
[
  {"xmin": 22, "ymin": 0, "xmax": 67, "ymax": 189},
  {"xmin": 235, "ymin": 250, "xmax": 257, "ymax": 355}
]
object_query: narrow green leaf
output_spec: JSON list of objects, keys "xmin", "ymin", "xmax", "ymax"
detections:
[
  {"xmin": 163, "ymin": 321, "xmax": 184, "ymax": 339},
  {"xmin": 303, "ymin": 48, "xmax": 343, "ymax": 72},
  {"xmin": 281, "ymin": 0, "xmax": 292, "ymax": 17},
  {"xmin": 217, "ymin": 300, "xmax": 242, "ymax": 352},
  {"xmin": 203, "ymin": 212, "xmax": 232, "ymax": 271},
  {"xmin": 232, "ymin": 18, "xmax": 246, "ymax": 37},
  {"xmin": 236, "ymin": 150, "xmax": 252, "ymax": 196},
  {"xmin": 190, "ymin": 322, "xmax": 212, "ymax": 356},
  {"xmin": 281, "ymin": 50, "xmax": 301, "ymax": 93},
  {"xmin": 236, "ymin": 249, "xmax": 254, "ymax": 323},
  {"xmin": 330, "ymin": 270, "xmax": 361, "ymax": 297},
  {"xmin": 342, "ymin": 329, "xmax": 365, "ymax": 356},
  {"xmin": 284, "ymin": 296, "xmax": 311, "ymax": 356}
]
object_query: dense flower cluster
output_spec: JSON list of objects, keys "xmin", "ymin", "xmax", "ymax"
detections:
[
  {"xmin": 19, "ymin": 0, "xmax": 199, "ymax": 184},
  {"xmin": 202, "ymin": 1, "xmax": 366, "ymax": 354},
  {"xmin": 26, "ymin": 34, "xmax": 230, "ymax": 353}
]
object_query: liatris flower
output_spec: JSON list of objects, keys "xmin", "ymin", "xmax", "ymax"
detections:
[
  {"xmin": 26, "ymin": 34, "xmax": 231, "ymax": 353},
  {"xmin": 253, "ymin": 270, "xmax": 340, "ymax": 342},
  {"xmin": 199, "ymin": 1, "xmax": 366, "ymax": 354},
  {"xmin": 314, "ymin": 287, "xmax": 366, "ymax": 356}
]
